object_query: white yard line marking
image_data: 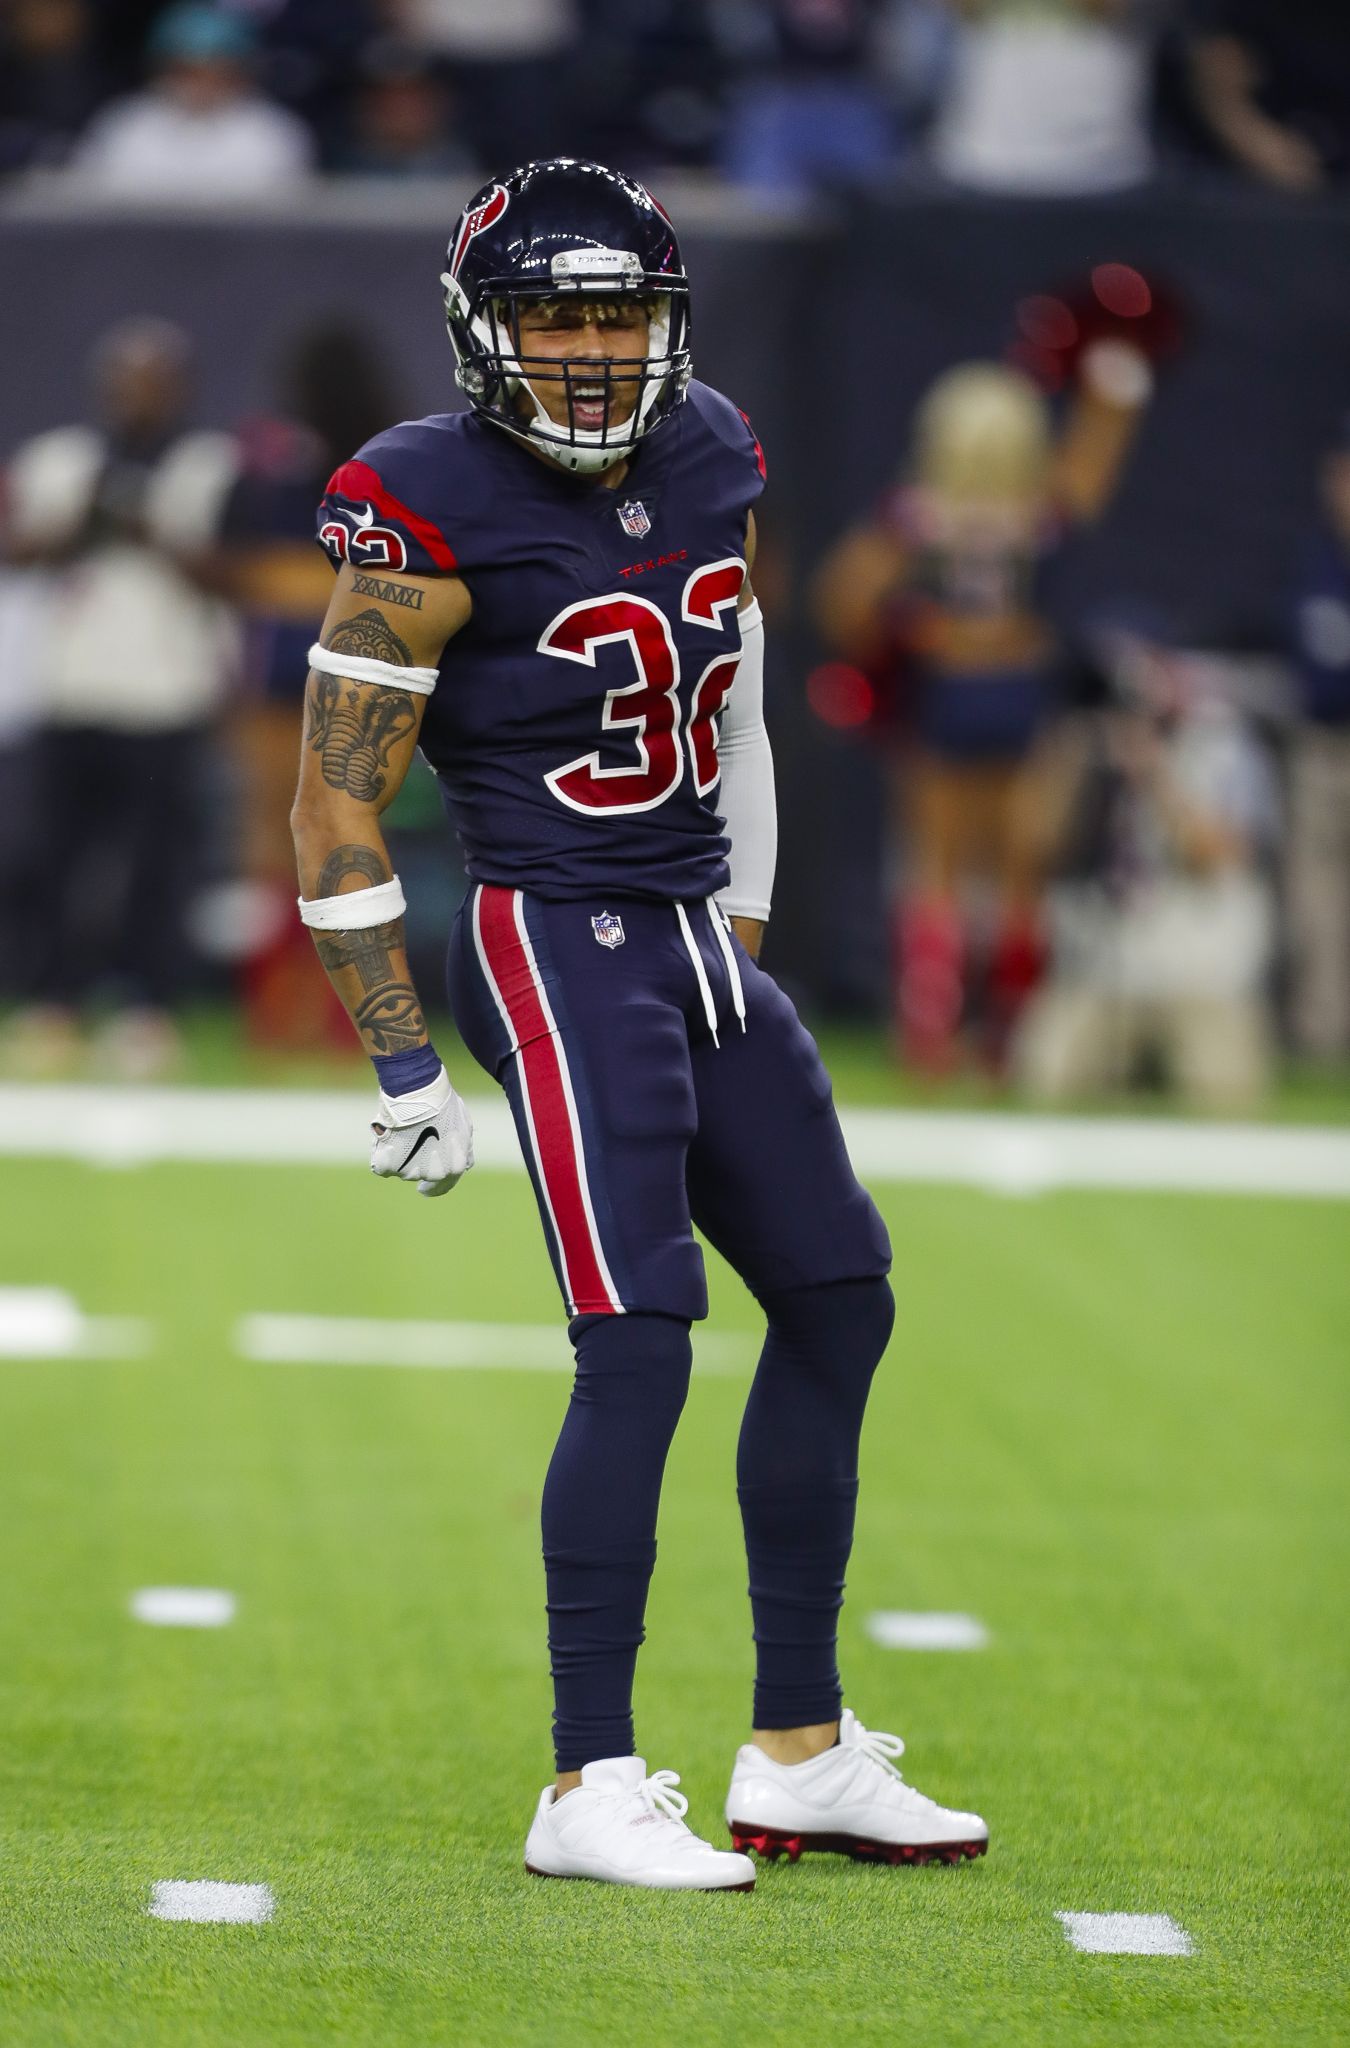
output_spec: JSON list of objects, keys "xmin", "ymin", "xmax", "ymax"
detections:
[
  {"xmin": 1057, "ymin": 1912, "xmax": 1194, "ymax": 1956},
  {"xmin": 148, "ymin": 1881, "xmax": 273, "ymax": 1924},
  {"xmin": 1, "ymin": 1082, "xmax": 1348, "ymax": 1197},
  {"xmin": 0, "ymin": 1287, "xmax": 81, "ymax": 1354},
  {"xmin": 0, "ymin": 1287, "xmax": 149, "ymax": 1359},
  {"xmin": 131, "ymin": 1588, "xmax": 236, "ymax": 1628},
  {"xmin": 866, "ymin": 1611, "xmax": 990, "ymax": 1651},
  {"xmin": 236, "ymin": 1314, "xmax": 755, "ymax": 1375}
]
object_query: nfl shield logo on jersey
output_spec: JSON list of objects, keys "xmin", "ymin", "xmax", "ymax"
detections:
[
  {"xmin": 591, "ymin": 911, "xmax": 626, "ymax": 949},
  {"xmin": 617, "ymin": 499, "xmax": 651, "ymax": 539}
]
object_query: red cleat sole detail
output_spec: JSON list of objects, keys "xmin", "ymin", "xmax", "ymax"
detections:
[
  {"xmin": 728, "ymin": 1825, "xmax": 987, "ymax": 1867},
  {"xmin": 525, "ymin": 1862, "xmax": 755, "ymax": 1892}
]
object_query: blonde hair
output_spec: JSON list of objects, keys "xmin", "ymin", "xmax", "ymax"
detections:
[{"xmin": 912, "ymin": 363, "xmax": 1051, "ymax": 503}]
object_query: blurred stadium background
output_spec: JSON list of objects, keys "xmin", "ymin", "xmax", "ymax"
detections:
[{"xmin": 1, "ymin": 3, "xmax": 1347, "ymax": 2044}]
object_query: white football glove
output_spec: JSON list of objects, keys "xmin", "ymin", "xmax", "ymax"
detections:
[{"xmin": 370, "ymin": 1065, "xmax": 474, "ymax": 1198}]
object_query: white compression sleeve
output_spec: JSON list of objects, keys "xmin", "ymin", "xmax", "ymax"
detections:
[
  {"xmin": 307, "ymin": 643, "xmax": 440, "ymax": 696},
  {"xmin": 715, "ymin": 599, "xmax": 777, "ymax": 923},
  {"xmin": 298, "ymin": 875, "xmax": 406, "ymax": 929}
]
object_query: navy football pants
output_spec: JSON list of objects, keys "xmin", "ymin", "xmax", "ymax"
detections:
[{"xmin": 450, "ymin": 886, "xmax": 893, "ymax": 1769}]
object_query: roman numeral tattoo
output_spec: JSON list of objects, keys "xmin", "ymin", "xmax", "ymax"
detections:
[{"xmin": 350, "ymin": 574, "xmax": 424, "ymax": 611}]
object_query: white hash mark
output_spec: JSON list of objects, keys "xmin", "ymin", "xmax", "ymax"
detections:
[
  {"xmin": 148, "ymin": 1881, "xmax": 274, "ymax": 1924},
  {"xmin": 131, "ymin": 1588, "xmax": 236, "ymax": 1628},
  {"xmin": 866, "ymin": 1612, "xmax": 990, "ymax": 1651},
  {"xmin": 1057, "ymin": 1912, "xmax": 1194, "ymax": 1955}
]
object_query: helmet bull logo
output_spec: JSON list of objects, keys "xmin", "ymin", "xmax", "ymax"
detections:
[{"xmin": 450, "ymin": 182, "xmax": 509, "ymax": 279}]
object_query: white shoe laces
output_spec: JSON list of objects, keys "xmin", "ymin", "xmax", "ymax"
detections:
[
  {"xmin": 639, "ymin": 1768, "xmax": 690, "ymax": 1824},
  {"xmin": 853, "ymin": 1721, "xmax": 907, "ymax": 1775}
]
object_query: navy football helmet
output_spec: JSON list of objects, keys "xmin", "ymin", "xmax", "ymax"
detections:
[{"xmin": 441, "ymin": 159, "xmax": 692, "ymax": 476}]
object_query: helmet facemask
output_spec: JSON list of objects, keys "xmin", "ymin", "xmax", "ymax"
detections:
[{"xmin": 442, "ymin": 248, "xmax": 691, "ymax": 475}]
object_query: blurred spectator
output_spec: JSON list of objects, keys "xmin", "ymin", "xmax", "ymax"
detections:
[
  {"xmin": 1286, "ymin": 416, "xmax": 1350, "ymax": 1060},
  {"xmin": 390, "ymin": 0, "xmax": 580, "ymax": 170},
  {"xmin": 0, "ymin": 0, "xmax": 107, "ymax": 173},
  {"xmin": 719, "ymin": 0, "xmax": 902, "ymax": 198},
  {"xmin": 225, "ymin": 0, "xmax": 382, "ymax": 151},
  {"xmin": 333, "ymin": 39, "xmax": 477, "ymax": 177},
  {"xmin": 930, "ymin": 0, "xmax": 1160, "ymax": 194},
  {"xmin": 0, "ymin": 567, "xmax": 48, "ymax": 998},
  {"xmin": 813, "ymin": 338, "xmax": 1152, "ymax": 1073},
  {"xmin": 1015, "ymin": 618, "xmax": 1279, "ymax": 1109},
  {"xmin": 574, "ymin": 1, "xmax": 725, "ymax": 173},
  {"xmin": 0, "ymin": 318, "xmax": 239, "ymax": 1078},
  {"xmin": 69, "ymin": 3, "xmax": 314, "ymax": 199},
  {"xmin": 214, "ymin": 322, "xmax": 400, "ymax": 1048},
  {"xmin": 1186, "ymin": 0, "xmax": 1350, "ymax": 192}
]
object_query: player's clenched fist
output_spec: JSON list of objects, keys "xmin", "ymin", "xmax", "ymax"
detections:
[{"xmin": 370, "ymin": 1066, "xmax": 474, "ymax": 1197}]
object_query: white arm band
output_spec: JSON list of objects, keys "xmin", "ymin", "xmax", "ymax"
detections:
[
  {"xmin": 715, "ymin": 598, "xmax": 777, "ymax": 922},
  {"xmin": 308, "ymin": 643, "xmax": 439, "ymax": 696},
  {"xmin": 298, "ymin": 875, "xmax": 406, "ymax": 930}
]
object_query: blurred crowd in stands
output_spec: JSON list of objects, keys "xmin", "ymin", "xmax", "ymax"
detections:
[
  {"xmin": 1, "ymin": 296, "xmax": 1348, "ymax": 1109},
  {"xmin": 1, "ymin": 0, "xmax": 1348, "ymax": 1110},
  {"xmin": 1, "ymin": 0, "xmax": 1348, "ymax": 201}
]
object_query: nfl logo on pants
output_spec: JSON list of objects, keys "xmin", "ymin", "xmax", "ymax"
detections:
[
  {"xmin": 617, "ymin": 500, "xmax": 650, "ymax": 538},
  {"xmin": 591, "ymin": 912, "xmax": 625, "ymax": 949}
]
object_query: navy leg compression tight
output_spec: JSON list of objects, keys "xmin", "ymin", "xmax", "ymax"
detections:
[
  {"xmin": 542, "ymin": 1311, "xmax": 693, "ymax": 1773},
  {"xmin": 541, "ymin": 1276, "xmax": 895, "ymax": 1771},
  {"xmin": 737, "ymin": 1276, "xmax": 895, "ymax": 1729}
]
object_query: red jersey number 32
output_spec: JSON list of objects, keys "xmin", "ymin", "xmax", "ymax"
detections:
[{"xmin": 541, "ymin": 558, "xmax": 746, "ymax": 816}]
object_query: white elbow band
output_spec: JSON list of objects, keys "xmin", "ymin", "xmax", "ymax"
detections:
[
  {"xmin": 308, "ymin": 643, "xmax": 439, "ymax": 696},
  {"xmin": 298, "ymin": 875, "xmax": 406, "ymax": 930},
  {"xmin": 715, "ymin": 599, "xmax": 777, "ymax": 923}
]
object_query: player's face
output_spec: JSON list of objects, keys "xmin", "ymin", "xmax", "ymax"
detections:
[{"xmin": 513, "ymin": 298, "xmax": 652, "ymax": 436}]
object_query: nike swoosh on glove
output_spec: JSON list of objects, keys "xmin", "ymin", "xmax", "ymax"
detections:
[{"xmin": 370, "ymin": 1065, "xmax": 474, "ymax": 1197}]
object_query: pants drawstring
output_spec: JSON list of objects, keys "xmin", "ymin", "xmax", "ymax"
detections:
[
  {"xmin": 674, "ymin": 901, "xmax": 720, "ymax": 1047},
  {"xmin": 707, "ymin": 900, "xmax": 747, "ymax": 1034}
]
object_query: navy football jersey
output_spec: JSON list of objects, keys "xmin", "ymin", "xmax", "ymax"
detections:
[{"xmin": 316, "ymin": 380, "xmax": 766, "ymax": 903}]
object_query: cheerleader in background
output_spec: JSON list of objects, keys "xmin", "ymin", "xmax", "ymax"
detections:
[{"xmin": 812, "ymin": 334, "xmax": 1152, "ymax": 1075}]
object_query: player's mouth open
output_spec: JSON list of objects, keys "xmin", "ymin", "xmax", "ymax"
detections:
[{"xmin": 571, "ymin": 386, "xmax": 610, "ymax": 429}]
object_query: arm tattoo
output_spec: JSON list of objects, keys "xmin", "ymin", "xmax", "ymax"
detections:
[
  {"xmin": 305, "ymin": 675, "xmax": 417, "ymax": 802},
  {"xmin": 350, "ymin": 573, "xmax": 424, "ymax": 612},
  {"xmin": 307, "ymin": 845, "xmax": 427, "ymax": 1054},
  {"xmin": 324, "ymin": 607, "xmax": 413, "ymax": 665},
  {"xmin": 316, "ymin": 843, "xmax": 389, "ymax": 896},
  {"xmin": 353, "ymin": 980, "xmax": 427, "ymax": 1054},
  {"xmin": 314, "ymin": 918, "xmax": 401, "ymax": 987}
]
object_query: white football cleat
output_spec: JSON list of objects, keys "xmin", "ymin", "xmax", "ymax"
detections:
[
  {"xmin": 525, "ymin": 1756, "xmax": 756, "ymax": 1891},
  {"xmin": 726, "ymin": 1709, "xmax": 988, "ymax": 1867}
]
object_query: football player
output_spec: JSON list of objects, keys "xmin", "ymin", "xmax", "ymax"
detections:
[{"xmin": 291, "ymin": 159, "xmax": 988, "ymax": 1891}]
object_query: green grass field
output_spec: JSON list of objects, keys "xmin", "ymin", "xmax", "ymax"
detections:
[{"xmin": 2, "ymin": 1114, "xmax": 1348, "ymax": 2044}]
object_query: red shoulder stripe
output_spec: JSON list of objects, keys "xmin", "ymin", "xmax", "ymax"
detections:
[
  {"xmin": 736, "ymin": 408, "xmax": 767, "ymax": 483},
  {"xmin": 324, "ymin": 458, "xmax": 458, "ymax": 573}
]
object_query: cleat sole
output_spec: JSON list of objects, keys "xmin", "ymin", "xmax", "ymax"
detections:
[
  {"xmin": 526, "ymin": 1861, "xmax": 755, "ymax": 1892},
  {"xmin": 728, "ymin": 1824, "xmax": 987, "ymax": 1867}
]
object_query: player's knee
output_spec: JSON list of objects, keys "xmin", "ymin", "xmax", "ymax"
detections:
[
  {"xmin": 568, "ymin": 1310, "xmax": 693, "ymax": 1423},
  {"xmin": 762, "ymin": 1274, "xmax": 895, "ymax": 1392}
]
